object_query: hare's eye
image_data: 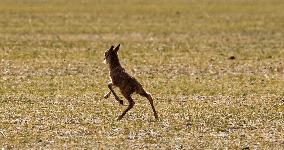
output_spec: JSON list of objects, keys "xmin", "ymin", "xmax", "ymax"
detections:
[{"xmin": 105, "ymin": 52, "xmax": 110, "ymax": 58}]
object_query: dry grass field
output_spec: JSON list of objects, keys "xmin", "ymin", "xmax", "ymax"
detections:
[{"xmin": 0, "ymin": 0, "xmax": 283, "ymax": 149}]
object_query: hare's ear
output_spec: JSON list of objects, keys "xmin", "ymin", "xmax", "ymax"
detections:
[
  {"xmin": 110, "ymin": 45, "xmax": 115, "ymax": 50},
  {"xmin": 114, "ymin": 44, "xmax": 120, "ymax": 52}
]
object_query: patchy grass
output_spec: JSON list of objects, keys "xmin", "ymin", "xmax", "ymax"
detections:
[{"xmin": 0, "ymin": 0, "xmax": 283, "ymax": 149}]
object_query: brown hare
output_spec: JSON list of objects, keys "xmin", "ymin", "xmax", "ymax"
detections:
[{"xmin": 103, "ymin": 44, "xmax": 159, "ymax": 120}]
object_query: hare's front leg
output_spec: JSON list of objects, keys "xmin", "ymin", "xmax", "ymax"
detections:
[
  {"xmin": 106, "ymin": 82, "xmax": 123, "ymax": 105},
  {"xmin": 104, "ymin": 91, "xmax": 111, "ymax": 99}
]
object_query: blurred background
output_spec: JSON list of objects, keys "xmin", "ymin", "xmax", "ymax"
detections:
[{"xmin": 0, "ymin": 0, "xmax": 283, "ymax": 149}]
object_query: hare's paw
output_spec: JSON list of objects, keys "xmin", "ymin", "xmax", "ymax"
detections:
[{"xmin": 104, "ymin": 93, "xmax": 110, "ymax": 99}]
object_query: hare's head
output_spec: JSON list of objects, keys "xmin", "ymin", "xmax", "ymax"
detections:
[{"xmin": 104, "ymin": 44, "xmax": 120, "ymax": 64}]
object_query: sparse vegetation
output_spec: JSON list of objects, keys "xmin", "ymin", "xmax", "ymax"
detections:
[{"xmin": 0, "ymin": 0, "xmax": 283, "ymax": 149}]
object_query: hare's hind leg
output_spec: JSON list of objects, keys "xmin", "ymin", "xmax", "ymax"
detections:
[
  {"xmin": 106, "ymin": 82, "xmax": 123, "ymax": 105},
  {"xmin": 145, "ymin": 93, "xmax": 159, "ymax": 119},
  {"xmin": 138, "ymin": 90, "xmax": 159, "ymax": 120},
  {"xmin": 117, "ymin": 94, "xmax": 135, "ymax": 120}
]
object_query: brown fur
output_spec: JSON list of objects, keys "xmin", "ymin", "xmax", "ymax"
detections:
[{"xmin": 104, "ymin": 44, "xmax": 158, "ymax": 120}]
